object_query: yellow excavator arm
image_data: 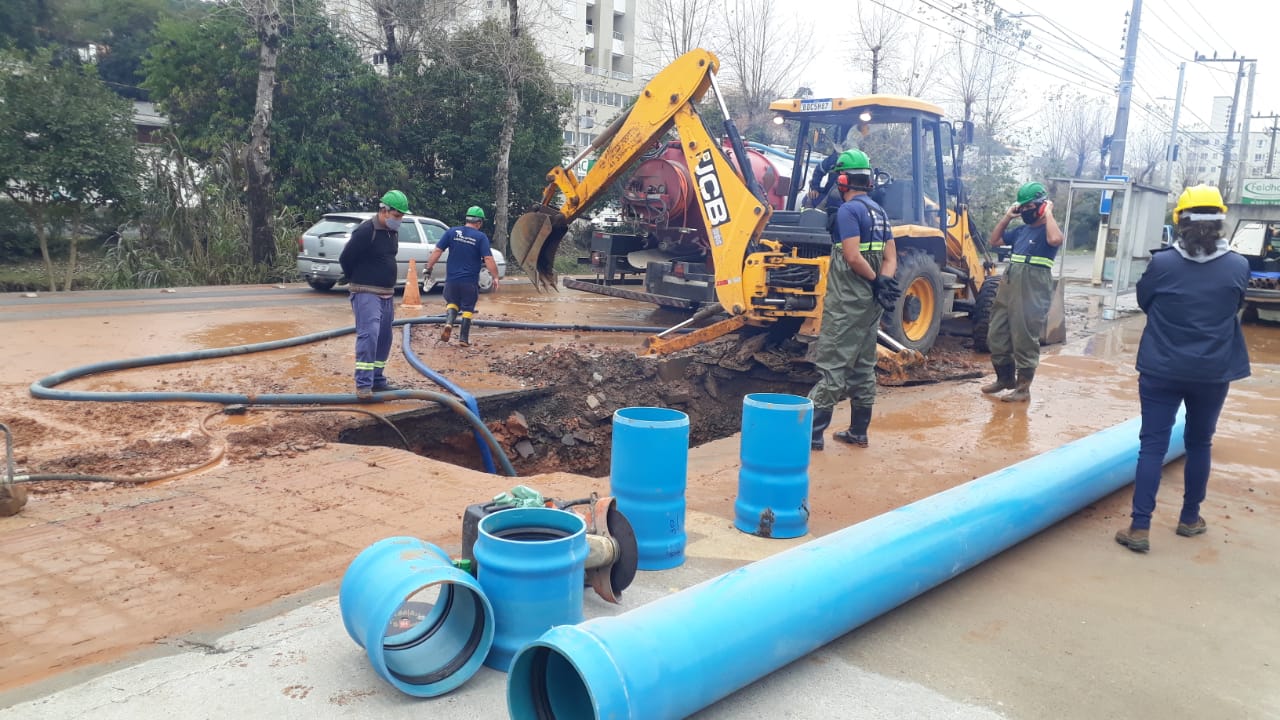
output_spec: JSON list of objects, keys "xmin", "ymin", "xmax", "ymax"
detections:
[
  {"xmin": 511, "ymin": 50, "xmax": 773, "ymax": 314},
  {"xmin": 511, "ymin": 48, "xmax": 834, "ymax": 357}
]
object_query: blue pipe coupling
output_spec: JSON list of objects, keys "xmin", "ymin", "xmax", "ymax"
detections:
[
  {"xmin": 475, "ymin": 507, "xmax": 589, "ymax": 671},
  {"xmin": 339, "ymin": 537, "xmax": 494, "ymax": 697},
  {"xmin": 609, "ymin": 407, "xmax": 690, "ymax": 570},
  {"xmin": 507, "ymin": 413, "xmax": 1187, "ymax": 719},
  {"xmin": 735, "ymin": 393, "xmax": 812, "ymax": 538}
]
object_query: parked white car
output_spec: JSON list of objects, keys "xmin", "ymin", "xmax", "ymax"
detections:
[{"xmin": 296, "ymin": 212, "xmax": 506, "ymax": 293}]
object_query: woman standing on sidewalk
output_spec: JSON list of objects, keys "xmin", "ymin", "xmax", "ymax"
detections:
[{"xmin": 1115, "ymin": 185, "xmax": 1251, "ymax": 553}]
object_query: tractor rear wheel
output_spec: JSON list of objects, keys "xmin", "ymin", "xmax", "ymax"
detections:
[
  {"xmin": 886, "ymin": 250, "xmax": 944, "ymax": 354},
  {"xmin": 971, "ymin": 274, "xmax": 1001, "ymax": 353}
]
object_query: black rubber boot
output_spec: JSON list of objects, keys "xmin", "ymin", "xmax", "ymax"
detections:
[
  {"xmin": 459, "ymin": 317, "xmax": 473, "ymax": 346},
  {"xmin": 811, "ymin": 406, "xmax": 833, "ymax": 451},
  {"xmin": 833, "ymin": 406, "xmax": 873, "ymax": 448},
  {"xmin": 981, "ymin": 363, "xmax": 1016, "ymax": 394},
  {"xmin": 1001, "ymin": 367, "xmax": 1035, "ymax": 403},
  {"xmin": 441, "ymin": 307, "xmax": 458, "ymax": 342}
]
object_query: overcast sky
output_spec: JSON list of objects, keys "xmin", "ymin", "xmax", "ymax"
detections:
[{"xmin": 797, "ymin": 0, "xmax": 1277, "ymax": 138}]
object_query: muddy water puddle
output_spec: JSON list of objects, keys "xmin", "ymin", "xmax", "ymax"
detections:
[{"xmin": 187, "ymin": 320, "xmax": 309, "ymax": 349}]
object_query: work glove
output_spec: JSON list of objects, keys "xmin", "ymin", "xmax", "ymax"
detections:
[{"xmin": 871, "ymin": 275, "xmax": 900, "ymax": 313}]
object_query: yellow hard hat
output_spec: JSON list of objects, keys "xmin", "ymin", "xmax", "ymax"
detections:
[{"xmin": 1172, "ymin": 184, "xmax": 1227, "ymax": 224}]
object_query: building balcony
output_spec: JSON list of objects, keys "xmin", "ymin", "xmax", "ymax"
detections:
[
  {"xmin": 613, "ymin": 0, "xmax": 625, "ymax": 13},
  {"xmin": 583, "ymin": 32, "xmax": 594, "ymax": 50},
  {"xmin": 611, "ymin": 34, "xmax": 625, "ymax": 56}
]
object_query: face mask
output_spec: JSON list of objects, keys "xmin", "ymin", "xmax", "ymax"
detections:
[
  {"xmin": 1019, "ymin": 209, "xmax": 1040, "ymax": 225},
  {"xmin": 384, "ymin": 216, "xmax": 402, "ymax": 231}
]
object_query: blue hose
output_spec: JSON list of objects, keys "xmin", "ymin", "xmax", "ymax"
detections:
[{"xmin": 401, "ymin": 324, "xmax": 497, "ymax": 474}]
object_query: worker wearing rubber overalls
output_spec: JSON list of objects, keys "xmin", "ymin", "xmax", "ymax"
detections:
[
  {"xmin": 981, "ymin": 181, "xmax": 1065, "ymax": 402},
  {"xmin": 808, "ymin": 150, "xmax": 899, "ymax": 450}
]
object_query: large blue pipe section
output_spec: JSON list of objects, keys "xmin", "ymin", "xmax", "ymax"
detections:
[
  {"xmin": 609, "ymin": 407, "xmax": 690, "ymax": 570},
  {"xmin": 339, "ymin": 537, "xmax": 495, "ymax": 697},
  {"xmin": 734, "ymin": 393, "xmax": 812, "ymax": 539},
  {"xmin": 507, "ymin": 413, "xmax": 1187, "ymax": 719},
  {"xmin": 475, "ymin": 508, "xmax": 588, "ymax": 671}
]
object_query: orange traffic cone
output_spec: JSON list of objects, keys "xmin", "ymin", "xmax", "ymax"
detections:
[{"xmin": 402, "ymin": 259, "xmax": 423, "ymax": 309}]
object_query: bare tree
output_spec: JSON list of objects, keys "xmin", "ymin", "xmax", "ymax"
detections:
[
  {"xmin": 642, "ymin": 0, "xmax": 717, "ymax": 66},
  {"xmin": 853, "ymin": 0, "xmax": 903, "ymax": 93},
  {"xmin": 327, "ymin": 0, "xmax": 463, "ymax": 70},
  {"xmin": 1125, "ymin": 123, "xmax": 1167, "ymax": 184},
  {"xmin": 718, "ymin": 0, "xmax": 814, "ymax": 133},
  {"xmin": 242, "ymin": 0, "xmax": 285, "ymax": 267},
  {"xmin": 1061, "ymin": 96, "xmax": 1110, "ymax": 178},
  {"xmin": 888, "ymin": 26, "xmax": 947, "ymax": 99},
  {"xmin": 941, "ymin": 2, "xmax": 1026, "ymax": 176}
]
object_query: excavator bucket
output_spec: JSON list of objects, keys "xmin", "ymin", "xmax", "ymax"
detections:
[
  {"xmin": 509, "ymin": 208, "xmax": 567, "ymax": 292},
  {"xmin": 874, "ymin": 344, "xmax": 926, "ymax": 382}
]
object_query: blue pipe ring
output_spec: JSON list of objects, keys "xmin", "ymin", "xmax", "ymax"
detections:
[{"xmin": 339, "ymin": 537, "xmax": 495, "ymax": 697}]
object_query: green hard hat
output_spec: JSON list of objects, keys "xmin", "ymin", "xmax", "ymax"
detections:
[
  {"xmin": 380, "ymin": 189, "xmax": 409, "ymax": 214},
  {"xmin": 465, "ymin": 205, "xmax": 485, "ymax": 220},
  {"xmin": 833, "ymin": 149, "xmax": 871, "ymax": 172},
  {"xmin": 1016, "ymin": 182, "xmax": 1048, "ymax": 206}
]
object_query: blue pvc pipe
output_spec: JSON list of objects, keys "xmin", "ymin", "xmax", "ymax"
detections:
[
  {"xmin": 401, "ymin": 324, "xmax": 497, "ymax": 474},
  {"xmin": 507, "ymin": 413, "xmax": 1187, "ymax": 719},
  {"xmin": 609, "ymin": 407, "xmax": 690, "ymax": 570},
  {"xmin": 339, "ymin": 536, "xmax": 495, "ymax": 697},
  {"xmin": 734, "ymin": 393, "xmax": 812, "ymax": 539},
  {"xmin": 474, "ymin": 507, "xmax": 589, "ymax": 672}
]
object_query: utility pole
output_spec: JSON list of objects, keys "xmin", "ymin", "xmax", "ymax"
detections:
[
  {"xmin": 1164, "ymin": 62, "xmax": 1186, "ymax": 190},
  {"xmin": 1233, "ymin": 62, "xmax": 1257, "ymax": 201},
  {"xmin": 1195, "ymin": 52, "xmax": 1255, "ymax": 197},
  {"xmin": 1107, "ymin": 0, "xmax": 1143, "ymax": 175},
  {"xmin": 1256, "ymin": 113, "xmax": 1280, "ymax": 176}
]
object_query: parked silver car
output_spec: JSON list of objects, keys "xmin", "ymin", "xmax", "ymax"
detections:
[{"xmin": 296, "ymin": 212, "xmax": 506, "ymax": 293}]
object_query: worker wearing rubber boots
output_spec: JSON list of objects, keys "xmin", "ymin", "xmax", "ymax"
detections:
[
  {"xmin": 808, "ymin": 150, "xmax": 900, "ymax": 450},
  {"xmin": 982, "ymin": 182, "xmax": 1065, "ymax": 402},
  {"xmin": 340, "ymin": 190, "xmax": 410, "ymax": 401},
  {"xmin": 426, "ymin": 206, "xmax": 500, "ymax": 346}
]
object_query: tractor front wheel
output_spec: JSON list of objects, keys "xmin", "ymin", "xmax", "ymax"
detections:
[{"xmin": 885, "ymin": 250, "xmax": 944, "ymax": 354}]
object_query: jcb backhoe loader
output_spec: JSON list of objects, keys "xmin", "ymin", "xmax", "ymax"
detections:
[{"xmin": 510, "ymin": 49, "xmax": 994, "ymax": 369}]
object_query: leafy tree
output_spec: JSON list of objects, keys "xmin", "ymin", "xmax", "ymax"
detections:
[
  {"xmin": 144, "ymin": 2, "xmax": 400, "ymax": 219},
  {"xmin": 0, "ymin": 0, "xmax": 55, "ymax": 51},
  {"xmin": 391, "ymin": 20, "xmax": 568, "ymax": 240},
  {"xmin": 0, "ymin": 50, "xmax": 139, "ymax": 291}
]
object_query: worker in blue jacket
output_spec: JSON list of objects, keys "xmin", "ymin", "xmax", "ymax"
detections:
[{"xmin": 1115, "ymin": 185, "xmax": 1251, "ymax": 553}]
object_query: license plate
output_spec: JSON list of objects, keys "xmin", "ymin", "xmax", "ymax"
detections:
[
  {"xmin": 311, "ymin": 263, "xmax": 329, "ymax": 272},
  {"xmin": 799, "ymin": 98, "xmax": 832, "ymax": 112}
]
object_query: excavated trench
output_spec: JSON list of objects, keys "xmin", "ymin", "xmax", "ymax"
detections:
[{"xmin": 339, "ymin": 342, "xmax": 820, "ymax": 477}]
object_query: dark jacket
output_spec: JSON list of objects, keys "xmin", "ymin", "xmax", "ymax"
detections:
[
  {"xmin": 1135, "ymin": 242, "xmax": 1251, "ymax": 384},
  {"xmin": 339, "ymin": 219, "xmax": 398, "ymax": 292}
]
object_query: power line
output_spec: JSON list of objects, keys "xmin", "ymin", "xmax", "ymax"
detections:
[
  {"xmin": 1170, "ymin": 0, "xmax": 1234, "ymax": 50},
  {"xmin": 899, "ymin": 0, "xmax": 1116, "ymax": 96}
]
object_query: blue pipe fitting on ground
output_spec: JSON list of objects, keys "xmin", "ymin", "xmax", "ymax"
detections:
[
  {"xmin": 339, "ymin": 536, "xmax": 494, "ymax": 697},
  {"xmin": 609, "ymin": 407, "xmax": 690, "ymax": 570},
  {"xmin": 474, "ymin": 507, "xmax": 589, "ymax": 672},
  {"xmin": 507, "ymin": 413, "xmax": 1187, "ymax": 719},
  {"xmin": 734, "ymin": 393, "xmax": 812, "ymax": 538}
]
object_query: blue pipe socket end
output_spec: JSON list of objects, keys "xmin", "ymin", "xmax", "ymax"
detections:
[
  {"xmin": 475, "ymin": 507, "xmax": 589, "ymax": 671},
  {"xmin": 609, "ymin": 407, "xmax": 690, "ymax": 570},
  {"xmin": 339, "ymin": 537, "xmax": 495, "ymax": 698},
  {"xmin": 734, "ymin": 393, "xmax": 812, "ymax": 539}
]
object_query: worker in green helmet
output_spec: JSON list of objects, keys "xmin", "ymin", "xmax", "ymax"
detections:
[
  {"xmin": 808, "ymin": 149, "xmax": 900, "ymax": 450},
  {"xmin": 426, "ymin": 205, "xmax": 500, "ymax": 345},
  {"xmin": 981, "ymin": 181, "xmax": 1065, "ymax": 402},
  {"xmin": 339, "ymin": 189, "xmax": 410, "ymax": 400}
]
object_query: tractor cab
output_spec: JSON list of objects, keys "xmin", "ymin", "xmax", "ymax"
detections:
[
  {"xmin": 767, "ymin": 95, "xmax": 963, "ymax": 235},
  {"xmin": 766, "ymin": 95, "xmax": 994, "ymax": 355}
]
